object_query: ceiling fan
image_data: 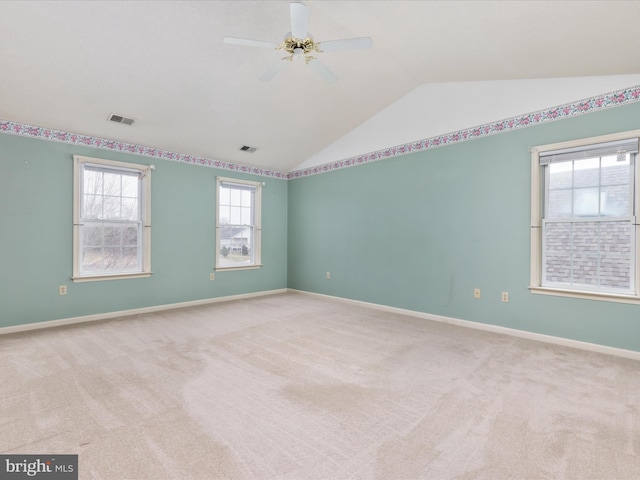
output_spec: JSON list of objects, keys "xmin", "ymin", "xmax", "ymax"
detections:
[{"xmin": 223, "ymin": 2, "xmax": 373, "ymax": 83}]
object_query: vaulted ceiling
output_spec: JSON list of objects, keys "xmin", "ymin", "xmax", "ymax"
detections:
[{"xmin": 2, "ymin": 1, "xmax": 640, "ymax": 173}]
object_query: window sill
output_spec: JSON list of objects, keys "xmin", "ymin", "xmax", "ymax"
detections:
[
  {"xmin": 215, "ymin": 264, "xmax": 262, "ymax": 272},
  {"xmin": 529, "ymin": 286, "xmax": 640, "ymax": 304},
  {"xmin": 72, "ymin": 272, "xmax": 152, "ymax": 283}
]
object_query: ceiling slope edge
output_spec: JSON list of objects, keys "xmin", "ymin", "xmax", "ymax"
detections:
[
  {"xmin": 288, "ymin": 81, "xmax": 640, "ymax": 179},
  {"xmin": 296, "ymin": 76, "xmax": 640, "ymax": 172}
]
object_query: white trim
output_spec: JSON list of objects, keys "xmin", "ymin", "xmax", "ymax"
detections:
[
  {"xmin": 288, "ymin": 289, "xmax": 640, "ymax": 362},
  {"xmin": 635, "ymin": 145, "xmax": 640, "ymax": 294},
  {"xmin": 72, "ymin": 155, "xmax": 152, "ymax": 281},
  {"xmin": 214, "ymin": 265, "xmax": 263, "ymax": 272},
  {"xmin": 4, "ymin": 288, "xmax": 638, "ymax": 361},
  {"xmin": 529, "ymin": 286, "xmax": 640, "ymax": 304},
  {"xmin": 71, "ymin": 272, "xmax": 152, "ymax": 283},
  {"xmin": 74, "ymin": 154, "xmax": 151, "ymax": 172},
  {"xmin": 0, "ymin": 289, "xmax": 287, "ymax": 336},
  {"xmin": 530, "ymin": 147, "xmax": 542, "ymax": 289},
  {"xmin": 215, "ymin": 176, "xmax": 262, "ymax": 270},
  {"xmin": 531, "ymin": 129, "xmax": 640, "ymax": 156},
  {"xmin": 530, "ymin": 129, "xmax": 640, "ymax": 299}
]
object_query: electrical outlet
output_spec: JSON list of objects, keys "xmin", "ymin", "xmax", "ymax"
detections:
[
  {"xmin": 501, "ymin": 292, "xmax": 509, "ymax": 303},
  {"xmin": 210, "ymin": 273, "xmax": 215, "ymax": 281},
  {"xmin": 326, "ymin": 272, "xmax": 331, "ymax": 280},
  {"xmin": 474, "ymin": 288, "xmax": 481, "ymax": 299},
  {"xmin": 59, "ymin": 285, "xmax": 67, "ymax": 296}
]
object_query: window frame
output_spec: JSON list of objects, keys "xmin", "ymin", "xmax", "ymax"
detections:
[
  {"xmin": 72, "ymin": 155, "xmax": 152, "ymax": 282},
  {"xmin": 530, "ymin": 130, "xmax": 640, "ymax": 304},
  {"xmin": 215, "ymin": 176, "xmax": 262, "ymax": 271}
]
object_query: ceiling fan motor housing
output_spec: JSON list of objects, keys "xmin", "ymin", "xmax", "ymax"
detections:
[{"xmin": 281, "ymin": 37, "xmax": 318, "ymax": 55}]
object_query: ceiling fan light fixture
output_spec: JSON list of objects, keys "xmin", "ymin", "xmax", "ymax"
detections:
[{"xmin": 223, "ymin": 1, "xmax": 372, "ymax": 82}]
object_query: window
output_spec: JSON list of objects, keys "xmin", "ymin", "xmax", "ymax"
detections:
[
  {"xmin": 73, "ymin": 155, "xmax": 152, "ymax": 282},
  {"xmin": 530, "ymin": 132, "xmax": 640, "ymax": 301},
  {"xmin": 216, "ymin": 177, "xmax": 262, "ymax": 269}
]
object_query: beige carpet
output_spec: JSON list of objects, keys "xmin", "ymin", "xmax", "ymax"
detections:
[{"xmin": 1, "ymin": 291, "xmax": 639, "ymax": 479}]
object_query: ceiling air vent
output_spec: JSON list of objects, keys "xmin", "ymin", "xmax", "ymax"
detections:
[
  {"xmin": 240, "ymin": 145, "xmax": 257, "ymax": 153},
  {"xmin": 108, "ymin": 113, "xmax": 135, "ymax": 126}
]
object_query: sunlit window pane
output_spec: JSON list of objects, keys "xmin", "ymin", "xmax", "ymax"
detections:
[
  {"xmin": 217, "ymin": 180, "xmax": 260, "ymax": 269},
  {"xmin": 542, "ymin": 146, "xmax": 635, "ymax": 293},
  {"xmin": 76, "ymin": 159, "xmax": 148, "ymax": 277}
]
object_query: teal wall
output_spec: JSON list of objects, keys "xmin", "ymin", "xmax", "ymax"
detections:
[
  {"xmin": 288, "ymin": 101, "xmax": 640, "ymax": 352},
  {"xmin": 3, "ymin": 101, "xmax": 640, "ymax": 352},
  {"xmin": 0, "ymin": 133, "xmax": 288, "ymax": 328}
]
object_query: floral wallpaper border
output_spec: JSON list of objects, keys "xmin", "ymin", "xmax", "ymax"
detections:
[
  {"xmin": 2, "ymin": 84, "xmax": 640, "ymax": 180},
  {"xmin": 0, "ymin": 120, "xmax": 288, "ymax": 179},
  {"xmin": 288, "ymin": 84, "xmax": 640, "ymax": 179}
]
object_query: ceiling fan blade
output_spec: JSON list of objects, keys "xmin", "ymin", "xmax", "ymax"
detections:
[
  {"xmin": 318, "ymin": 37, "xmax": 373, "ymax": 52},
  {"xmin": 290, "ymin": 2, "xmax": 309, "ymax": 39},
  {"xmin": 308, "ymin": 60, "xmax": 338, "ymax": 84},
  {"xmin": 223, "ymin": 37, "xmax": 279, "ymax": 49},
  {"xmin": 259, "ymin": 59, "xmax": 288, "ymax": 81}
]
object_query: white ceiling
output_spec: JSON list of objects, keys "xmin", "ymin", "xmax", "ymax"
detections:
[{"xmin": 2, "ymin": 1, "xmax": 640, "ymax": 174}]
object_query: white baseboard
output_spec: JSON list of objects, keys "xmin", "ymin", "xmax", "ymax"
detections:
[
  {"xmin": 0, "ymin": 289, "xmax": 288, "ymax": 336},
  {"xmin": 6, "ymin": 287, "xmax": 639, "ymax": 362},
  {"xmin": 288, "ymin": 289, "xmax": 640, "ymax": 362}
]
